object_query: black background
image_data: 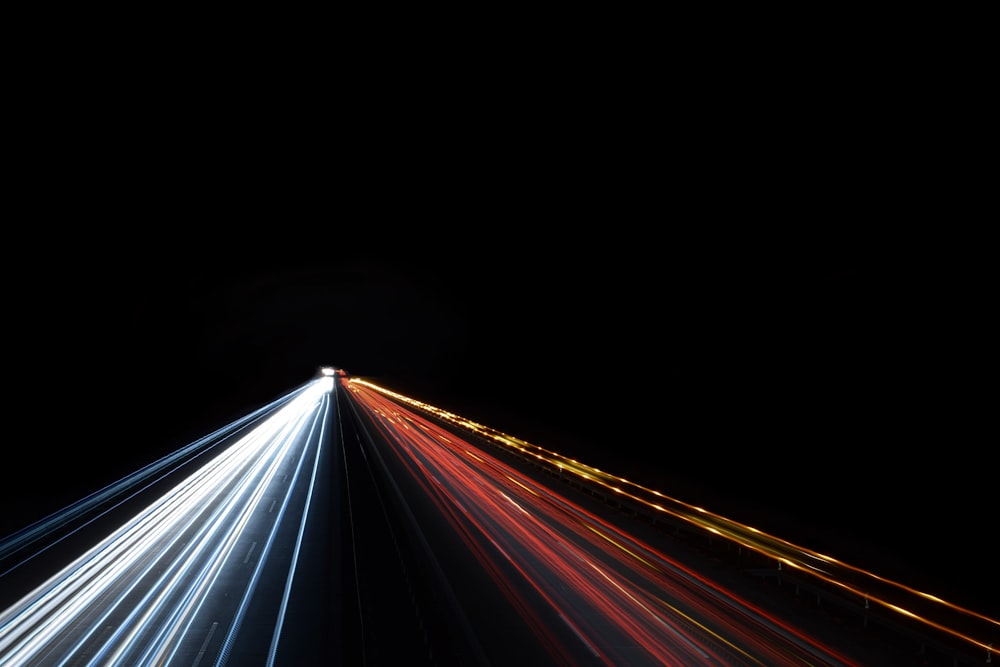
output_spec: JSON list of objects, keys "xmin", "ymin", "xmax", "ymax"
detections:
[{"xmin": 5, "ymin": 11, "xmax": 993, "ymax": 621}]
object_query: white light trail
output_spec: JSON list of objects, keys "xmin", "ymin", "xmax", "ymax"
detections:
[{"xmin": 0, "ymin": 379, "xmax": 333, "ymax": 667}]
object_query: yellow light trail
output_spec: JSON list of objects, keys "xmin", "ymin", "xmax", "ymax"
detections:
[{"xmin": 350, "ymin": 377, "xmax": 999, "ymax": 659}]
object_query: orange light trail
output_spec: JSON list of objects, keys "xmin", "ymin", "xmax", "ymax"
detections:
[
  {"xmin": 346, "ymin": 379, "xmax": 874, "ymax": 665},
  {"xmin": 349, "ymin": 377, "xmax": 998, "ymax": 661}
]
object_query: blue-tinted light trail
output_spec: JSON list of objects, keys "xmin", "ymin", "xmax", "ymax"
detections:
[
  {"xmin": 2, "ymin": 370, "xmax": 996, "ymax": 665},
  {"xmin": 0, "ymin": 375, "xmax": 334, "ymax": 667}
]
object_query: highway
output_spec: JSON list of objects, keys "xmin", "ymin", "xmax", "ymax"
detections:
[
  {"xmin": 0, "ymin": 377, "xmax": 337, "ymax": 666},
  {"xmin": 340, "ymin": 379, "xmax": 998, "ymax": 666},
  {"xmin": 0, "ymin": 369, "xmax": 996, "ymax": 665},
  {"xmin": 343, "ymin": 381, "xmax": 858, "ymax": 665}
]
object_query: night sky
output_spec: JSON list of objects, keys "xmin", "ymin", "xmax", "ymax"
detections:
[{"xmin": 5, "ymin": 15, "xmax": 993, "ymax": 624}]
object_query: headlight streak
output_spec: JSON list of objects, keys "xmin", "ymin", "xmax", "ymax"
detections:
[
  {"xmin": 350, "ymin": 378, "xmax": 999, "ymax": 662},
  {"xmin": 348, "ymin": 383, "xmax": 858, "ymax": 665},
  {"xmin": 102, "ymin": 395, "xmax": 319, "ymax": 667},
  {"xmin": 265, "ymin": 387, "xmax": 332, "ymax": 667},
  {"xmin": 104, "ymin": 388, "xmax": 322, "ymax": 667},
  {"xmin": 211, "ymin": 391, "xmax": 328, "ymax": 667},
  {"xmin": 0, "ymin": 381, "xmax": 330, "ymax": 666},
  {"xmin": 12, "ymin": 429, "xmax": 277, "ymax": 665},
  {"xmin": 129, "ymin": 394, "xmax": 322, "ymax": 664},
  {"xmin": 0, "ymin": 389, "xmax": 301, "ymax": 574}
]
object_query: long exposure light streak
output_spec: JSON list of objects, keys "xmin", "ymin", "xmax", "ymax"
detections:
[
  {"xmin": 349, "ymin": 377, "xmax": 999, "ymax": 663},
  {"xmin": 0, "ymin": 376, "xmax": 334, "ymax": 667},
  {"xmin": 0, "ymin": 393, "xmax": 297, "ymax": 577},
  {"xmin": 264, "ymin": 393, "xmax": 329, "ymax": 667},
  {"xmin": 347, "ymin": 380, "xmax": 861, "ymax": 665},
  {"xmin": 2, "ymin": 369, "xmax": 994, "ymax": 665}
]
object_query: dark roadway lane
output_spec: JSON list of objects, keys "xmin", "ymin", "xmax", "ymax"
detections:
[{"xmin": 339, "ymin": 382, "xmax": 522, "ymax": 666}]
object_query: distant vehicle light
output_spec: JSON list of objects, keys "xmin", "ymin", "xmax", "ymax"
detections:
[{"xmin": 319, "ymin": 367, "xmax": 336, "ymax": 376}]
